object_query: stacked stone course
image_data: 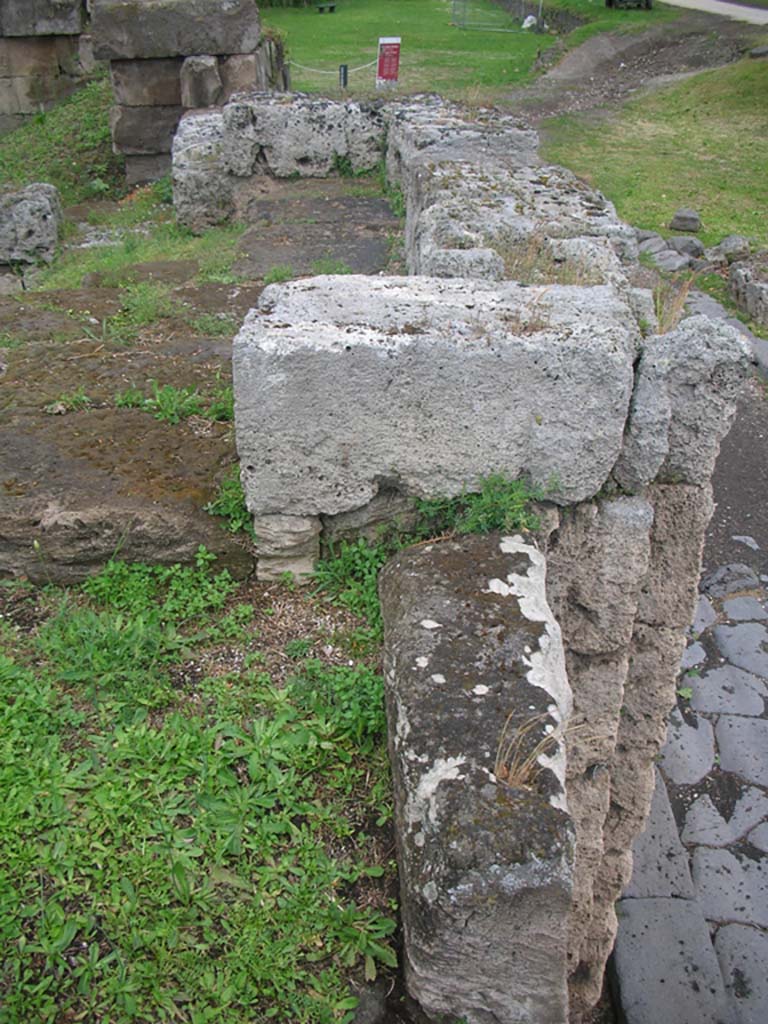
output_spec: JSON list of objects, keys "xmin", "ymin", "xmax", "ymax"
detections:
[
  {"xmin": 0, "ymin": 0, "xmax": 94, "ymax": 135},
  {"xmin": 91, "ymin": 0, "xmax": 288, "ymax": 185}
]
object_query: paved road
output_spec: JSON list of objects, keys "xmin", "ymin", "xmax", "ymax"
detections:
[{"xmin": 662, "ymin": 0, "xmax": 768, "ymax": 25}]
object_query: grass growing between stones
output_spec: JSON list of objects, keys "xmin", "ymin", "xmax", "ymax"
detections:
[
  {"xmin": 262, "ymin": 0, "xmax": 669, "ymax": 100},
  {"xmin": 541, "ymin": 58, "xmax": 768, "ymax": 248},
  {"xmin": 0, "ymin": 554, "xmax": 396, "ymax": 1023}
]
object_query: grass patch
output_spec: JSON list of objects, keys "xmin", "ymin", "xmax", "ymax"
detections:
[
  {"xmin": 0, "ymin": 553, "xmax": 395, "ymax": 1022},
  {"xmin": 542, "ymin": 58, "xmax": 768, "ymax": 248},
  {"xmin": 115, "ymin": 378, "xmax": 235, "ymax": 425},
  {"xmin": 0, "ymin": 76, "xmax": 123, "ymax": 204},
  {"xmin": 205, "ymin": 466, "xmax": 255, "ymax": 538},
  {"xmin": 264, "ymin": 264, "xmax": 296, "ymax": 284}
]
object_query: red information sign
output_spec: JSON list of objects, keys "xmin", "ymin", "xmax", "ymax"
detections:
[{"xmin": 376, "ymin": 37, "xmax": 401, "ymax": 88}]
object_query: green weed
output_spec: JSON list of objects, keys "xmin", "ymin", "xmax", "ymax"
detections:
[
  {"xmin": 288, "ymin": 660, "xmax": 386, "ymax": 751},
  {"xmin": 146, "ymin": 380, "xmax": 204, "ymax": 424},
  {"xmin": 205, "ymin": 379, "xmax": 235, "ymax": 422},
  {"xmin": 204, "ymin": 466, "xmax": 255, "ymax": 538},
  {"xmin": 264, "ymin": 264, "xmax": 296, "ymax": 284},
  {"xmin": 314, "ymin": 538, "xmax": 391, "ymax": 637},
  {"xmin": 310, "ymin": 256, "xmax": 354, "ymax": 275},
  {"xmin": 0, "ymin": 332, "xmax": 23, "ymax": 350},
  {"xmin": 414, "ymin": 474, "xmax": 541, "ymax": 537},
  {"xmin": 190, "ymin": 312, "xmax": 240, "ymax": 336},
  {"xmin": 44, "ymin": 386, "xmax": 92, "ymax": 414}
]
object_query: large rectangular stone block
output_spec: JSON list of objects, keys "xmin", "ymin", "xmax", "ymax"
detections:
[
  {"xmin": 233, "ymin": 276, "xmax": 639, "ymax": 518},
  {"xmin": 110, "ymin": 103, "xmax": 182, "ymax": 155},
  {"xmin": 0, "ymin": 37, "xmax": 59, "ymax": 78},
  {"xmin": 380, "ymin": 533, "xmax": 574, "ymax": 1024},
  {"xmin": 92, "ymin": 0, "xmax": 261, "ymax": 60},
  {"xmin": 0, "ymin": 0, "xmax": 85, "ymax": 36},
  {"xmin": 110, "ymin": 58, "xmax": 183, "ymax": 107}
]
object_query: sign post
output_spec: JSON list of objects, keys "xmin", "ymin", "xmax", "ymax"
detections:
[{"xmin": 376, "ymin": 37, "xmax": 401, "ymax": 90}]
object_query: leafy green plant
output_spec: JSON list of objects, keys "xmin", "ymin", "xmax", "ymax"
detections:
[
  {"xmin": 314, "ymin": 538, "xmax": 392, "ymax": 637},
  {"xmin": 264, "ymin": 264, "xmax": 295, "ymax": 284},
  {"xmin": 114, "ymin": 384, "xmax": 146, "ymax": 409},
  {"xmin": 190, "ymin": 312, "xmax": 240, "ymax": 337},
  {"xmin": 414, "ymin": 474, "xmax": 541, "ymax": 537},
  {"xmin": 288, "ymin": 660, "xmax": 386, "ymax": 750},
  {"xmin": 205, "ymin": 379, "xmax": 235, "ymax": 422},
  {"xmin": 44, "ymin": 386, "xmax": 92, "ymax": 414},
  {"xmin": 204, "ymin": 466, "xmax": 255, "ymax": 538},
  {"xmin": 0, "ymin": 331, "xmax": 23, "ymax": 350},
  {"xmin": 285, "ymin": 637, "xmax": 312, "ymax": 659},
  {"xmin": 146, "ymin": 380, "xmax": 205, "ymax": 424}
]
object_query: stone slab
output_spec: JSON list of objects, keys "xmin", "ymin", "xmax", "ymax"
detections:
[
  {"xmin": 723, "ymin": 597, "xmax": 767, "ymax": 621},
  {"xmin": 0, "ymin": 37, "xmax": 60, "ymax": 78},
  {"xmin": 692, "ymin": 847, "xmax": 768, "ymax": 927},
  {"xmin": 109, "ymin": 58, "xmax": 183, "ymax": 107},
  {"xmin": 379, "ymin": 533, "xmax": 573, "ymax": 1024},
  {"xmin": 0, "ymin": 0, "xmax": 85, "ymax": 37},
  {"xmin": 681, "ymin": 640, "xmax": 706, "ymax": 670},
  {"xmin": 659, "ymin": 709, "xmax": 715, "ymax": 786},
  {"xmin": 234, "ymin": 276, "xmax": 639, "ymax": 518},
  {"xmin": 110, "ymin": 104, "xmax": 183, "ymax": 155},
  {"xmin": 714, "ymin": 622, "xmax": 768, "ymax": 678},
  {"xmin": 716, "ymin": 716, "xmax": 768, "ymax": 787},
  {"xmin": 682, "ymin": 788, "xmax": 768, "ymax": 847},
  {"xmin": 747, "ymin": 822, "xmax": 768, "ymax": 852},
  {"xmin": 703, "ymin": 563, "xmax": 761, "ymax": 599},
  {"xmin": 124, "ymin": 154, "xmax": 172, "ymax": 186},
  {"xmin": 614, "ymin": 898, "xmax": 732, "ymax": 1024},
  {"xmin": 92, "ymin": 0, "xmax": 261, "ymax": 60},
  {"xmin": 623, "ymin": 771, "xmax": 695, "ymax": 899},
  {"xmin": 180, "ymin": 54, "xmax": 222, "ymax": 108},
  {"xmin": 690, "ymin": 665, "xmax": 765, "ymax": 716},
  {"xmin": 715, "ymin": 924, "xmax": 768, "ymax": 1024}
]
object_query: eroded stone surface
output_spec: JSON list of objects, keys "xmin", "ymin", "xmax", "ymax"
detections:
[
  {"xmin": 715, "ymin": 924, "xmax": 768, "ymax": 1024},
  {"xmin": 234, "ymin": 276, "xmax": 639, "ymax": 519},
  {"xmin": 692, "ymin": 847, "xmax": 768, "ymax": 927},
  {"xmin": 92, "ymin": 0, "xmax": 262, "ymax": 60},
  {"xmin": 624, "ymin": 770, "xmax": 695, "ymax": 899},
  {"xmin": 172, "ymin": 111, "xmax": 233, "ymax": 230},
  {"xmin": 660, "ymin": 709, "xmax": 715, "ymax": 785},
  {"xmin": 682, "ymin": 788, "xmax": 768, "ymax": 847},
  {"xmin": 0, "ymin": 0, "xmax": 85, "ymax": 36},
  {"xmin": 380, "ymin": 533, "xmax": 573, "ymax": 1024},
  {"xmin": 0, "ymin": 183, "xmax": 62, "ymax": 265},
  {"xmin": 716, "ymin": 716, "xmax": 768, "ymax": 787},
  {"xmin": 690, "ymin": 665, "xmax": 766, "ymax": 716}
]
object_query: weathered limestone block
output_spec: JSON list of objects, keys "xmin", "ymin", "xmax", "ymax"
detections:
[
  {"xmin": 91, "ymin": 0, "xmax": 261, "ymax": 61},
  {"xmin": 172, "ymin": 110, "xmax": 234, "ymax": 230},
  {"xmin": 180, "ymin": 55, "xmax": 222, "ymax": 108},
  {"xmin": 110, "ymin": 103, "xmax": 183, "ymax": 155},
  {"xmin": 109, "ymin": 58, "xmax": 183, "ymax": 107},
  {"xmin": 0, "ymin": 183, "xmax": 62, "ymax": 265},
  {"xmin": 0, "ymin": 0, "xmax": 85, "ymax": 36},
  {"xmin": 730, "ymin": 254, "xmax": 768, "ymax": 328},
  {"xmin": 251, "ymin": 513, "xmax": 320, "ymax": 582},
  {"xmin": 222, "ymin": 93, "xmax": 385, "ymax": 178},
  {"xmin": 233, "ymin": 275, "xmax": 640, "ymax": 525},
  {"xmin": 0, "ymin": 37, "xmax": 60, "ymax": 78},
  {"xmin": 380, "ymin": 533, "xmax": 574, "ymax": 1024}
]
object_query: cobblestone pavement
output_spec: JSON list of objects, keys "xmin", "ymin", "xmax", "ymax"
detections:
[{"xmin": 615, "ymin": 557, "xmax": 768, "ymax": 1022}]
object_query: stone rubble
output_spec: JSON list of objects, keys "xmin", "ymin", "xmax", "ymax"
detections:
[{"xmin": 0, "ymin": 183, "xmax": 63, "ymax": 266}]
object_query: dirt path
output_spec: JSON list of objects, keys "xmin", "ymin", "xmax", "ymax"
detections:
[{"xmin": 503, "ymin": 10, "xmax": 765, "ymax": 123}]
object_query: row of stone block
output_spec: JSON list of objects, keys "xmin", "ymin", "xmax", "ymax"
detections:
[
  {"xmin": 0, "ymin": 0, "xmax": 86, "ymax": 37},
  {"xmin": 0, "ymin": 35, "xmax": 95, "ymax": 120}
]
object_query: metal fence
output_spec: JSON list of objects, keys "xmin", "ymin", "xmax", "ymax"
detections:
[{"xmin": 450, "ymin": 0, "xmax": 544, "ymax": 33}]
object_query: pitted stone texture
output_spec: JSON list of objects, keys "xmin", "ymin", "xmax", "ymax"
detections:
[
  {"xmin": 682, "ymin": 788, "xmax": 768, "ymax": 847},
  {"xmin": 637, "ymin": 484, "xmax": 714, "ymax": 630},
  {"xmin": 92, "ymin": 0, "xmax": 261, "ymax": 60},
  {"xmin": 234, "ymin": 276, "xmax": 639, "ymax": 519},
  {"xmin": 180, "ymin": 55, "xmax": 223, "ymax": 108},
  {"xmin": 660, "ymin": 709, "xmax": 715, "ymax": 785},
  {"xmin": 652, "ymin": 316, "xmax": 751, "ymax": 487},
  {"xmin": 623, "ymin": 771, "xmax": 695, "ymax": 899},
  {"xmin": 716, "ymin": 716, "xmax": 768, "ymax": 787},
  {"xmin": 222, "ymin": 94, "xmax": 385, "ymax": 179},
  {"xmin": 0, "ymin": 0, "xmax": 85, "ymax": 36},
  {"xmin": 614, "ymin": 898, "xmax": 732, "ymax": 1024},
  {"xmin": 692, "ymin": 847, "xmax": 768, "ymax": 927},
  {"xmin": 730, "ymin": 255, "xmax": 768, "ymax": 329},
  {"xmin": 715, "ymin": 924, "xmax": 768, "ymax": 1024},
  {"xmin": 0, "ymin": 183, "xmax": 62, "ymax": 265},
  {"xmin": 690, "ymin": 665, "xmax": 766, "ymax": 716},
  {"xmin": 172, "ymin": 111, "xmax": 234, "ymax": 231},
  {"xmin": 379, "ymin": 533, "xmax": 573, "ymax": 1024},
  {"xmin": 110, "ymin": 58, "xmax": 183, "ymax": 107},
  {"xmin": 612, "ymin": 335, "xmax": 671, "ymax": 492},
  {"xmin": 669, "ymin": 208, "xmax": 702, "ymax": 232}
]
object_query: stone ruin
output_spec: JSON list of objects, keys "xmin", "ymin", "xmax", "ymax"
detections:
[
  {"xmin": 181, "ymin": 94, "xmax": 753, "ymax": 1021},
  {"xmin": 91, "ymin": 0, "xmax": 289, "ymax": 185},
  {"xmin": 0, "ymin": 0, "xmax": 95, "ymax": 135}
]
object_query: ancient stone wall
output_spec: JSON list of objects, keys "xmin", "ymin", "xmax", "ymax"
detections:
[
  {"xmin": 210, "ymin": 96, "xmax": 751, "ymax": 1020},
  {"xmin": 91, "ymin": 0, "xmax": 288, "ymax": 185},
  {"xmin": 0, "ymin": 0, "xmax": 93, "ymax": 135}
]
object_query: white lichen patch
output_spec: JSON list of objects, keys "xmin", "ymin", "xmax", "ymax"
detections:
[
  {"xmin": 431, "ymin": 673, "xmax": 446, "ymax": 684},
  {"xmin": 416, "ymin": 656, "xmax": 430, "ymax": 669},
  {"xmin": 406, "ymin": 757, "xmax": 466, "ymax": 827},
  {"xmin": 472, "ymin": 684, "xmax": 490, "ymax": 696},
  {"xmin": 420, "ymin": 619, "xmax": 442, "ymax": 630}
]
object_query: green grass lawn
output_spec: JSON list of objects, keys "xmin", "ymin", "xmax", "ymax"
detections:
[
  {"xmin": 542, "ymin": 58, "xmax": 768, "ymax": 247},
  {"xmin": 262, "ymin": 0, "xmax": 671, "ymax": 99}
]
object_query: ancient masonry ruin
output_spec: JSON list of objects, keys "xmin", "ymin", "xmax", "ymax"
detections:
[
  {"xmin": 170, "ymin": 94, "xmax": 752, "ymax": 1021},
  {"xmin": 0, "ymin": 0, "xmax": 95, "ymax": 135},
  {"xmin": 91, "ymin": 0, "xmax": 288, "ymax": 185}
]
